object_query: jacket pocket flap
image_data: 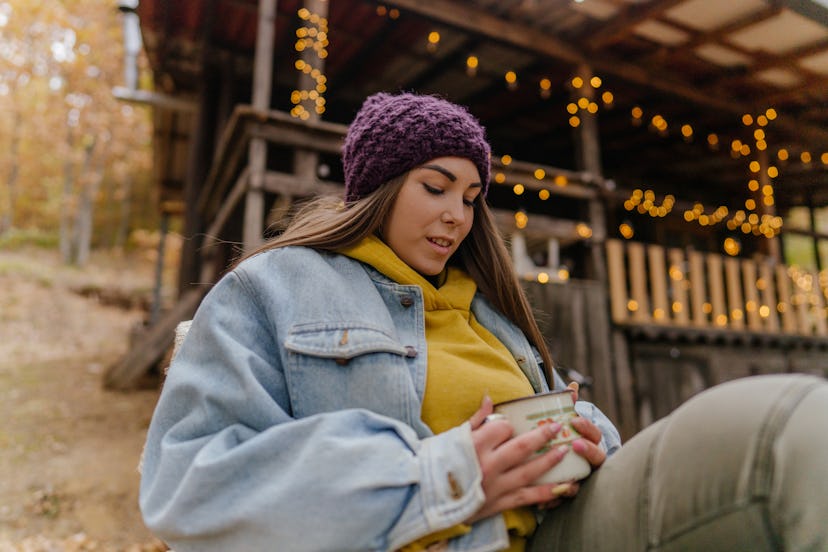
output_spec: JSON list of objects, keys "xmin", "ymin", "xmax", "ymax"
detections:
[{"xmin": 285, "ymin": 324, "xmax": 407, "ymax": 359}]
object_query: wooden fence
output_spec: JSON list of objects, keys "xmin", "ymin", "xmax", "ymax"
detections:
[{"xmin": 606, "ymin": 239, "xmax": 828, "ymax": 337}]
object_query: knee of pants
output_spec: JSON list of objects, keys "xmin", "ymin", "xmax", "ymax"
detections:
[
  {"xmin": 530, "ymin": 374, "xmax": 828, "ymax": 552},
  {"xmin": 638, "ymin": 374, "xmax": 827, "ymax": 549}
]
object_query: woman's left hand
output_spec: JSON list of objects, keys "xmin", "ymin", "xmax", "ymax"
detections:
[
  {"xmin": 539, "ymin": 383, "xmax": 607, "ymax": 510},
  {"xmin": 565, "ymin": 381, "xmax": 606, "ymax": 469}
]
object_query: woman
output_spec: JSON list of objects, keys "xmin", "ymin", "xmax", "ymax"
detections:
[{"xmin": 140, "ymin": 92, "xmax": 827, "ymax": 551}]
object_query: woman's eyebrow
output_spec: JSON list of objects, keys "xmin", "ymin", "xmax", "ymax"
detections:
[
  {"xmin": 420, "ymin": 164, "xmax": 457, "ymax": 181},
  {"xmin": 419, "ymin": 164, "xmax": 483, "ymax": 188}
]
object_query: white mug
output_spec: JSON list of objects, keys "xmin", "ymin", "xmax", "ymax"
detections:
[{"xmin": 491, "ymin": 390, "xmax": 592, "ymax": 484}]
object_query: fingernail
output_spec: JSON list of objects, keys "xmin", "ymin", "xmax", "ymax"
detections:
[
  {"xmin": 543, "ymin": 422, "xmax": 562, "ymax": 438},
  {"xmin": 572, "ymin": 439, "xmax": 587, "ymax": 453},
  {"xmin": 551, "ymin": 483, "xmax": 570, "ymax": 497},
  {"xmin": 482, "ymin": 395, "xmax": 492, "ymax": 408},
  {"xmin": 555, "ymin": 444, "xmax": 570, "ymax": 457}
]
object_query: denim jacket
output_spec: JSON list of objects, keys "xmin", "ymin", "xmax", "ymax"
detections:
[{"xmin": 139, "ymin": 246, "xmax": 621, "ymax": 552}]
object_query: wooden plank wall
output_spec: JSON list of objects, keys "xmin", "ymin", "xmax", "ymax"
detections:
[
  {"xmin": 606, "ymin": 239, "xmax": 828, "ymax": 337},
  {"xmin": 517, "ymin": 246, "xmax": 828, "ymax": 438},
  {"xmin": 605, "ymin": 239, "xmax": 828, "ymax": 434},
  {"xmin": 629, "ymin": 342, "xmax": 828, "ymax": 429}
]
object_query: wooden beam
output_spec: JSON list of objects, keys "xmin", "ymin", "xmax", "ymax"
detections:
[
  {"xmin": 262, "ymin": 171, "xmax": 343, "ymax": 196},
  {"xmin": 112, "ymin": 86, "xmax": 198, "ymax": 112},
  {"xmin": 492, "ymin": 209, "xmax": 587, "ymax": 244},
  {"xmin": 586, "ymin": 0, "xmax": 687, "ymax": 50},
  {"xmin": 374, "ymin": 0, "xmax": 828, "ymax": 146},
  {"xmin": 104, "ymin": 287, "xmax": 207, "ymax": 390}
]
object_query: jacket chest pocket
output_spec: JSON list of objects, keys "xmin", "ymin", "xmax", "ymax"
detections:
[{"xmin": 283, "ymin": 323, "xmax": 412, "ymax": 419}]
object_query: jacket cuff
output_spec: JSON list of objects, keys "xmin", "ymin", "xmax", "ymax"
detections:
[{"xmin": 388, "ymin": 422, "xmax": 487, "ymax": 549}]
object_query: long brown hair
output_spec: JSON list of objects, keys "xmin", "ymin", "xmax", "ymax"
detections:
[{"xmin": 241, "ymin": 176, "xmax": 555, "ymax": 373}]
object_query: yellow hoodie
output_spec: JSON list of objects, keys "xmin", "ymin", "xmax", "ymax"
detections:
[{"xmin": 340, "ymin": 235, "xmax": 537, "ymax": 551}]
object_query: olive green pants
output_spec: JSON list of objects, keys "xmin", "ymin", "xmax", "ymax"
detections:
[{"xmin": 531, "ymin": 374, "xmax": 828, "ymax": 551}]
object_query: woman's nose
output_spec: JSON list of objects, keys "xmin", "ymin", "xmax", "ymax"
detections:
[{"xmin": 441, "ymin": 198, "xmax": 466, "ymax": 224}]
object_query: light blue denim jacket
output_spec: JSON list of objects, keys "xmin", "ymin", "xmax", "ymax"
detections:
[{"xmin": 139, "ymin": 246, "xmax": 621, "ymax": 552}]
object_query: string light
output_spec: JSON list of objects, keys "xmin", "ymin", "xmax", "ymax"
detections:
[
  {"xmin": 427, "ymin": 31, "xmax": 440, "ymax": 53},
  {"xmin": 564, "ymin": 73, "xmax": 613, "ymax": 122},
  {"xmin": 376, "ymin": 5, "xmax": 400, "ymax": 18},
  {"xmin": 291, "ymin": 8, "xmax": 328, "ymax": 119},
  {"xmin": 505, "ymin": 70, "xmax": 517, "ymax": 90},
  {"xmin": 624, "ymin": 189, "xmax": 675, "ymax": 217},
  {"xmin": 539, "ymin": 77, "xmax": 551, "ymax": 99}
]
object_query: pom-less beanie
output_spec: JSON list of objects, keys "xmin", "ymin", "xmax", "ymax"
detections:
[{"xmin": 342, "ymin": 92, "xmax": 491, "ymax": 203}]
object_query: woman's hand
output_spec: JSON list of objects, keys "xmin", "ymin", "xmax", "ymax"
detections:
[
  {"xmin": 465, "ymin": 397, "xmax": 576, "ymax": 523},
  {"xmin": 566, "ymin": 382, "xmax": 607, "ymax": 471}
]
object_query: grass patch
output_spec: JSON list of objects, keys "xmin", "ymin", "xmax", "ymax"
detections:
[{"xmin": 0, "ymin": 228, "xmax": 59, "ymax": 249}]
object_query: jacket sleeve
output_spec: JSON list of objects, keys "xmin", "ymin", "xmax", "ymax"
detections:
[{"xmin": 139, "ymin": 271, "xmax": 504, "ymax": 552}]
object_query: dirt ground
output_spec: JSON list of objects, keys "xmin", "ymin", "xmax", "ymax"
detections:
[{"xmin": 0, "ymin": 246, "xmax": 172, "ymax": 551}]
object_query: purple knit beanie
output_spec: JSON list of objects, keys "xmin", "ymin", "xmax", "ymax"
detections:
[{"xmin": 342, "ymin": 92, "xmax": 491, "ymax": 203}]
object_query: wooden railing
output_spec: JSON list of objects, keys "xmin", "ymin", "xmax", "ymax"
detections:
[{"xmin": 606, "ymin": 239, "xmax": 828, "ymax": 337}]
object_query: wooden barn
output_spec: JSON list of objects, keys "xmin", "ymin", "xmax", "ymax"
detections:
[{"xmin": 108, "ymin": 0, "xmax": 828, "ymax": 440}]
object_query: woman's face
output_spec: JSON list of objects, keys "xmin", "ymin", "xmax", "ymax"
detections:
[{"xmin": 383, "ymin": 156, "xmax": 482, "ymax": 276}]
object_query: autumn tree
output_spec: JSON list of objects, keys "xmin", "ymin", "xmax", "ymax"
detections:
[{"xmin": 0, "ymin": 0, "xmax": 154, "ymax": 265}]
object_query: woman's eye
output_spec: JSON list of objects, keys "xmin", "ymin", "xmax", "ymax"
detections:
[
  {"xmin": 423, "ymin": 184, "xmax": 443, "ymax": 195},
  {"xmin": 463, "ymin": 197, "xmax": 478, "ymax": 207}
]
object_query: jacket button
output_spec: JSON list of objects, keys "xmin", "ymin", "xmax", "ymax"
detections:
[
  {"xmin": 404, "ymin": 346, "xmax": 417, "ymax": 358},
  {"xmin": 335, "ymin": 358, "xmax": 349, "ymax": 366},
  {"xmin": 400, "ymin": 296, "xmax": 414, "ymax": 307},
  {"xmin": 447, "ymin": 472, "xmax": 463, "ymax": 499}
]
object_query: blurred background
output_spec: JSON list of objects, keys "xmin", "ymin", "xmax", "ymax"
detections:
[{"xmin": 2, "ymin": 0, "xmax": 827, "ymax": 550}]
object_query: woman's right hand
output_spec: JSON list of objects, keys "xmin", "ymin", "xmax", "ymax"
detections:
[{"xmin": 465, "ymin": 397, "xmax": 577, "ymax": 523}]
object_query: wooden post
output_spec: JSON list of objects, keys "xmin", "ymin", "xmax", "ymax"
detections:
[
  {"xmin": 178, "ymin": 77, "xmax": 218, "ymax": 293},
  {"xmin": 569, "ymin": 65, "xmax": 635, "ymax": 438},
  {"xmin": 742, "ymin": 259, "xmax": 762, "ymax": 331},
  {"xmin": 707, "ymin": 254, "xmax": 727, "ymax": 328},
  {"xmin": 688, "ymin": 250, "xmax": 707, "ymax": 327},
  {"xmin": 627, "ymin": 242, "xmax": 650, "ymax": 323},
  {"xmin": 571, "ymin": 64, "xmax": 607, "ymax": 284},
  {"xmin": 668, "ymin": 249, "xmax": 690, "ymax": 326},
  {"xmin": 776, "ymin": 265, "xmax": 797, "ymax": 333},
  {"xmin": 647, "ymin": 245, "xmax": 669, "ymax": 324},
  {"xmin": 606, "ymin": 240, "xmax": 628, "ymax": 323},
  {"xmin": 724, "ymin": 257, "xmax": 745, "ymax": 330},
  {"xmin": 243, "ymin": 0, "xmax": 277, "ymax": 251},
  {"xmin": 758, "ymin": 261, "xmax": 780, "ymax": 332}
]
